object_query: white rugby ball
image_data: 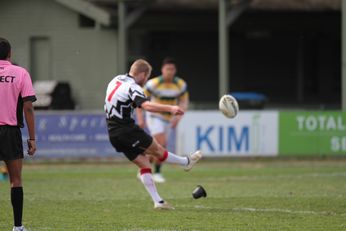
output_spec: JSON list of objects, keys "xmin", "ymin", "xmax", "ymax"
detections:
[{"xmin": 219, "ymin": 94, "xmax": 239, "ymax": 118}]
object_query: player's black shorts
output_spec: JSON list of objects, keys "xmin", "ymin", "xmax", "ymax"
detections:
[
  {"xmin": 0, "ymin": 125, "xmax": 24, "ymax": 161},
  {"xmin": 107, "ymin": 122, "xmax": 153, "ymax": 161}
]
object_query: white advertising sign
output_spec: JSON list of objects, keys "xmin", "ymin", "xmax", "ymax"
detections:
[{"xmin": 177, "ymin": 111, "xmax": 278, "ymax": 156}]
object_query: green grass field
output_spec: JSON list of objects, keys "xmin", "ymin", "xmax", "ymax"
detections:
[{"xmin": 0, "ymin": 159, "xmax": 346, "ymax": 231}]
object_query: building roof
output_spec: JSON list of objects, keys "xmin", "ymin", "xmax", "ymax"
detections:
[
  {"xmin": 55, "ymin": 0, "xmax": 341, "ymax": 26},
  {"xmin": 88, "ymin": 0, "xmax": 341, "ymax": 11}
]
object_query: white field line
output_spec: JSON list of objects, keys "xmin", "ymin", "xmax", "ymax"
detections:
[
  {"xmin": 217, "ymin": 172, "xmax": 346, "ymax": 181},
  {"xmin": 232, "ymin": 207, "xmax": 346, "ymax": 217},
  {"xmin": 180, "ymin": 205, "xmax": 346, "ymax": 217},
  {"xmin": 122, "ymin": 230, "xmax": 199, "ymax": 231},
  {"xmin": 272, "ymin": 172, "xmax": 346, "ymax": 178}
]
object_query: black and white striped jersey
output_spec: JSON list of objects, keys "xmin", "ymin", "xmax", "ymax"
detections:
[{"xmin": 104, "ymin": 74, "xmax": 148, "ymax": 124}]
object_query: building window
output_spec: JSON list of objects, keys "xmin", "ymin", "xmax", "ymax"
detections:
[{"xmin": 79, "ymin": 14, "xmax": 95, "ymax": 28}]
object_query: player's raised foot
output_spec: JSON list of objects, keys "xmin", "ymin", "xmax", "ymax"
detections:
[
  {"xmin": 184, "ymin": 150, "xmax": 202, "ymax": 171},
  {"xmin": 154, "ymin": 200, "xmax": 175, "ymax": 210},
  {"xmin": 12, "ymin": 226, "xmax": 27, "ymax": 231},
  {"xmin": 153, "ymin": 173, "xmax": 166, "ymax": 183}
]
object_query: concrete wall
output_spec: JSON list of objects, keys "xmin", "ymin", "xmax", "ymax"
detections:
[{"xmin": 0, "ymin": 0, "xmax": 118, "ymax": 109}]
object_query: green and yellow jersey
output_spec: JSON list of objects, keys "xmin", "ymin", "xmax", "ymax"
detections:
[{"xmin": 144, "ymin": 76, "xmax": 189, "ymax": 121}]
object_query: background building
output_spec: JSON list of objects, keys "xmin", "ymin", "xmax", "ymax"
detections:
[
  {"xmin": 0, "ymin": 0, "xmax": 342, "ymax": 109},
  {"xmin": 1, "ymin": 0, "xmax": 118, "ymax": 109}
]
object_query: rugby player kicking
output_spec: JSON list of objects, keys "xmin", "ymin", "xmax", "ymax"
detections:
[{"xmin": 104, "ymin": 59, "xmax": 201, "ymax": 210}]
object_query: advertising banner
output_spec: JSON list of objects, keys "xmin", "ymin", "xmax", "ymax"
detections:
[
  {"xmin": 177, "ymin": 111, "xmax": 278, "ymax": 156},
  {"xmin": 279, "ymin": 111, "xmax": 346, "ymax": 155},
  {"xmin": 21, "ymin": 112, "xmax": 118, "ymax": 158},
  {"xmin": 20, "ymin": 110, "xmax": 345, "ymax": 159}
]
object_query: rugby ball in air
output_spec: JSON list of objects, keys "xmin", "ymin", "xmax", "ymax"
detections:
[{"xmin": 219, "ymin": 94, "xmax": 239, "ymax": 118}]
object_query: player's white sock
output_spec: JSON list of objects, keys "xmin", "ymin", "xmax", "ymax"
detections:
[
  {"xmin": 140, "ymin": 168, "xmax": 163, "ymax": 204},
  {"xmin": 159, "ymin": 150, "xmax": 188, "ymax": 166}
]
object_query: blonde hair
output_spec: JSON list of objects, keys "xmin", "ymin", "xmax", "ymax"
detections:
[{"xmin": 129, "ymin": 59, "xmax": 152, "ymax": 76}]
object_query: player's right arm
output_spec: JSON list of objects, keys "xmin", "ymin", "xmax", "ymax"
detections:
[
  {"xmin": 130, "ymin": 83, "xmax": 184, "ymax": 116},
  {"xmin": 23, "ymin": 101, "xmax": 36, "ymax": 155},
  {"xmin": 141, "ymin": 101, "xmax": 184, "ymax": 116}
]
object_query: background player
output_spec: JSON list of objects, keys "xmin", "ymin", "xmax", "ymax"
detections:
[
  {"xmin": 105, "ymin": 59, "xmax": 201, "ymax": 209},
  {"xmin": 0, "ymin": 38, "xmax": 37, "ymax": 231},
  {"xmin": 136, "ymin": 57, "xmax": 189, "ymax": 183}
]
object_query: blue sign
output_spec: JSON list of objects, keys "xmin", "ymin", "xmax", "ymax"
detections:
[{"xmin": 21, "ymin": 112, "xmax": 119, "ymax": 158}]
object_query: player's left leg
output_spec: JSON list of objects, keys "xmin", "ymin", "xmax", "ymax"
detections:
[
  {"xmin": 145, "ymin": 114, "xmax": 169, "ymax": 183},
  {"xmin": 151, "ymin": 132, "xmax": 166, "ymax": 183},
  {"xmin": 5, "ymin": 159, "xmax": 27, "ymax": 231},
  {"xmin": 132, "ymin": 154, "xmax": 173, "ymax": 210}
]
